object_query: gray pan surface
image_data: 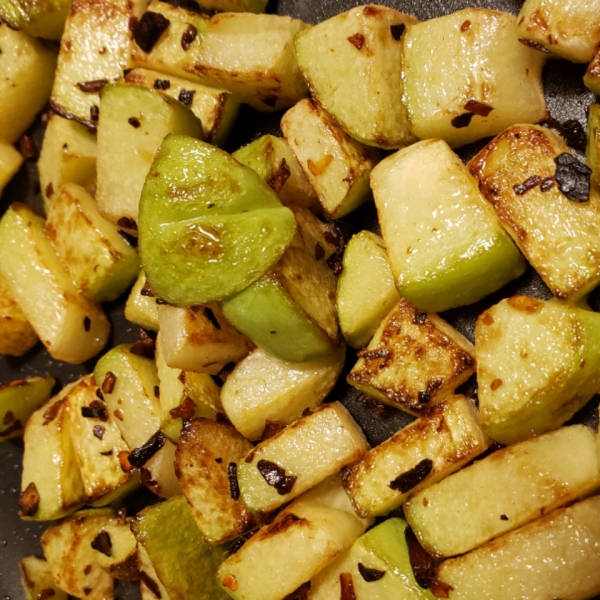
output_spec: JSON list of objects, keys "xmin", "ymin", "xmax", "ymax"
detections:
[{"xmin": 1, "ymin": 0, "xmax": 599, "ymax": 597}]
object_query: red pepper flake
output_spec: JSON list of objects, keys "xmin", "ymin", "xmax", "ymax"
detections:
[
  {"xmin": 347, "ymin": 33, "xmax": 365, "ymax": 50},
  {"xmin": 130, "ymin": 328, "xmax": 156, "ymax": 359},
  {"xmin": 128, "ymin": 116, "xmax": 141, "ymax": 128},
  {"xmin": 256, "ymin": 459, "xmax": 297, "ymax": 495},
  {"xmin": 128, "ymin": 431, "xmax": 166, "ymax": 468},
  {"xmin": 340, "ymin": 573, "xmax": 356, "ymax": 600},
  {"xmin": 228, "ymin": 462, "xmax": 240, "ymax": 500},
  {"xmin": 93, "ymin": 425, "xmax": 105, "ymax": 440},
  {"xmin": 83, "ymin": 588, "xmax": 92, "ymax": 596},
  {"xmin": 82, "ymin": 400, "xmax": 108, "ymax": 421},
  {"xmin": 222, "ymin": 574, "xmax": 238, "ymax": 592},
  {"xmin": 91, "ymin": 530, "xmax": 112, "ymax": 557},
  {"xmin": 390, "ymin": 23, "xmax": 405, "ymax": 40},
  {"xmin": 102, "ymin": 371, "xmax": 116, "ymax": 394},
  {"xmin": 513, "ymin": 174, "xmax": 541, "ymax": 195},
  {"xmin": 178, "ymin": 89, "xmax": 195, "ymax": 106},
  {"xmin": 117, "ymin": 216, "xmax": 138, "ymax": 230},
  {"xmin": 266, "ymin": 158, "xmax": 291, "ymax": 194},
  {"xmin": 463, "ymin": 99, "xmax": 493, "ymax": 117},
  {"xmin": 114, "ymin": 409, "xmax": 124, "ymax": 421},
  {"xmin": 181, "ymin": 24, "xmax": 197, "ymax": 51},
  {"xmin": 389, "ymin": 458, "xmax": 433, "ymax": 493},
  {"xmin": 19, "ymin": 135, "xmax": 37, "ymax": 160},
  {"xmin": 140, "ymin": 282, "xmax": 156, "ymax": 297},
  {"xmin": 169, "ymin": 396, "xmax": 196, "ymax": 420},
  {"xmin": 358, "ymin": 562, "xmax": 386, "ymax": 582},
  {"xmin": 83, "ymin": 564, "xmax": 92, "ymax": 575},
  {"xmin": 405, "ymin": 526, "xmax": 435, "ymax": 588},
  {"xmin": 460, "ymin": 19, "xmax": 471, "ymax": 32},
  {"xmin": 76, "ymin": 79, "xmax": 108, "ymax": 93},
  {"xmin": 500, "ymin": 514, "xmax": 509, "ymax": 520},
  {"xmin": 451, "ymin": 112, "xmax": 474, "ymax": 129},
  {"xmin": 18, "ymin": 482, "xmax": 40, "ymax": 516},
  {"xmin": 119, "ymin": 451, "xmax": 133, "ymax": 472},
  {"xmin": 133, "ymin": 12, "xmax": 170, "ymax": 53},
  {"xmin": 490, "ymin": 378, "xmax": 503, "ymax": 390}
]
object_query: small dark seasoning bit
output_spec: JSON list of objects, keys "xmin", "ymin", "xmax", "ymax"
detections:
[
  {"xmin": 178, "ymin": 89, "xmax": 195, "ymax": 106},
  {"xmin": 540, "ymin": 176, "xmax": 555, "ymax": 192},
  {"xmin": 83, "ymin": 316, "xmax": 91, "ymax": 332},
  {"xmin": 340, "ymin": 572, "xmax": 357, "ymax": 600},
  {"xmin": 390, "ymin": 23, "xmax": 405, "ymax": 40},
  {"xmin": 257, "ymin": 459, "xmax": 297, "ymax": 495},
  {"xmin": 169, "ymin": 396, "xmax": 196, "ymax": 420},
  {"xmin": 418, "ymin": 390, "xmax": 431, "ymax": 404},
  {"xmin": 463, "ymin": 99, "xmax": 493, "ymax": 117},
  {"xmin": 117, "ymin": 216, "xmax": 138, "ymax": 230},
  {"xmin": 76, "ymin": 79, "xmax": 108, "ymax": 93},
  {"xmin": 133, "ymin": 12, "xmax": 170, "ymax": 53},
  {"xmin": 102, "ymin": 371, "xmax": 117, "ymax": 394},
  {"xmin": 153, "ymin": 78, "xmax": 171, "ymax": 90},
  {"xmin": 18, "ymin": 482, "xmax": 40, "ymax": 516},
  {"xmin": 93, "ymin": 425, "xmax": 105, "ymax": 440},
  {"xmin": 262, "ymin": 420, "xmax": 283, "ymax": 441},
  {"xmin": 358, "ymin": 562, "xmax": 386, "ymax": 582},
  {"xmin": 19, "ymin": 135, "xmax": 38, "ymax": 160},
  {"xmin": 389, "ymin": 458, "xmax": 433, "ymax": 493},
  {"xmin": 405, "ymin": 526, "xmax": 435, "ymax": 589},
  {"xmin": 347, "ymin": 33, "xmax": 365, "ymax": 50},
  {"xmin": 81, "ymin": 400, "xmax": 109, "ymax": 422},
  {"xmin": 500, "ymin": 514, "xmax": 509, "ymax": 520},
  {"xmin": 140, "ymin": 282, "xmax": 156, "ymax": 297},
  {"xmin": 181, "ymin": 24, "xmax": 197, "ymax": 51},
  {"xmin": 356, "ymin": 348, "xmax": 391, "ymax": 360},
  {"xmin": 266, "ymin": 158, "xmax": 291, "ymax": 194},
  {"xmin": 451, "ymin": 112, "xmax": 474, "ymax": 129},
  {"xmin": 154, "ymin": 385, "xmax": 160, "ymax": 398},
  {"xmin": 90, "ymin": 105, "xmax": 99, "ymax": 122},
  {"xmin": 554, "ymin": 152, "xmax": 592, "ymax": 202},
  {"xmin": 91, "ymin": 530, "xmax": 112, "ymax": 557},
  {"xmin": 128, "ymin": 430, "xmax": 167, "ymax": 468},
  {"xmin": 228, "ymin": 462, "xmax": 240, "ymax": 500},
  {"xmin": 203, "ymin": 306, "xmax": 221, "ymax": 330},
  {"xmin": 128, "ymin": 116, "xmax": 141, "ymax": 128},
  {"xmin": 513, "ymin": 174, "xmax": 541, "ymax": 195},
  {"xmin": 413, "ymin": 312, "xmax": 427, "ymax": 324},
  {"xmin": 100, "ymin": 450, "xmax": 113, "ymax": 456}
]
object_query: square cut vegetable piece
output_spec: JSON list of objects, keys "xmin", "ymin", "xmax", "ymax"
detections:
[
  {"xmin": 281, "ymin": 98, "xmax": 381, "ymax": 219},
  {"xmin": 434, "ymin": 495, "xmax": 600, "ymax": 600},
  {"xmin": 371, "ymin": 139, "xmax": 525, "ymax": 313},
  {"xmin": 475, "ymin": 296, "xmax": 600, "ymax": 445},
  {"xmin": 469, "ymin": 124, "xmax": 600, "ymax": 302},
  {"xmin": 0, "ymin": 273, "xmax": 38, "ymax": 357},
  {"xmin": 46, "ymin": 183, "xmax": 140, "ymax": 303},
  {"xmin": 402, "ymin": 9, "xmax": 547, "ymax": 148},
  {"xmin": 124, "ymin": 270, "xmax": 159, "ymax": 332},
  {"xmin": 50, "ymin": 0, "xmax": 146, "ymax": 129},
  {"xmin": 0, "ymin": 204, "xmax": 110, "ymax": 364},
  {"xmin": 348, "ymin": 298, "xmax": 476, "ymax": 416},
  {"xmin": 517, "ymin": 0, "xmax": 600, "ymax": 63},
  {"xmin": 20, "ymin": 556, "xmax": 69, "ymax": 600},
  {"xmin": 404, "ymin": 424, "xmax": 600, "ymax": 559},
  {"xmin": 295, "ymin": 4, "xmax": 418, "ymax": 149},
  {"xmin": 237, "ymin": 402, "xmax": 368, "ymax": 514},
  {"xmin": 0, "ymin": 26, "xmax": 57, "ymax": 144},
  {"xmin": 343, "ymin": 395, "xmax": 489, "ymax": 518},
  {"xmin": 38, "ymin": 114, "xmax": 97, "ymax": 214},
  {"xmin": 217, "ymin": 475, "xmax": 373, "ymax": 600},
  {"xmin": 130, "ymin": 1, "xmax": 308, "ymax": 112}
]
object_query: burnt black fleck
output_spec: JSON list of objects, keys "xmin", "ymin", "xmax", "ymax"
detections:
[{"xmin": 554, "ymin": 152, "xmax": 592, "ymax": 202}]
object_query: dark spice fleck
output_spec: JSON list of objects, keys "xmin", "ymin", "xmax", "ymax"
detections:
[
  {"xmin": 154, "ymin": 385, "xmax": 160, "ymax": 398},
  {"xmin": 405, "ymin": 526, "xmax": 435, "ymax": 589},
  {"xmin": 314, "ymin": 243, "xmax": 325, "ymax": 261},
  {"xmin": 228, "ymin": 462, "xmax": 240, "ymax": 500},
  {"xmin": 76, "ymin": 79, "xmax": 108, "ymax": 93},
  {"xmin": 18, "ymin": 482, "xmax": 40, "ymax": 516},
  {"xmin": 418, "ymin": 391, "xmax": 431, "ymax": 404},
  {"xmin": 102, "ymin": 371, "xmax": 117, "ymax": 394},
  {"xmin": 347, "ymin": 33, "xmax": 365, "ymax": 50},
  {"xmin": 133, "ymin": 12, "xmax": 170, "ymax": 53},
  {"xmin": 130, "ymin": 328, "xmax": 156, "ymax": 359},
  {"xmin": 19, "ymin": 135, "xmax": 37, "ymax": 160},
  {"xmin": 84, "ymin": 588, "xmax": 92, "ymax": 596},
  {"xmin": 390, "ymin": 23, "xmax": 405, "ymax": 40},
  {"xmin": 460, "ymin": 19, "xmax": 471, "ymax": 32},
  {"xmin": 358, "ymin": 562, "xmax": 386, "ymax": 582},
  {"xmin": 340, "ymin": 572, "xmax": 357, "ymax": 600},
  {"xmin": 140, "ymin": 571, "xmax": 162, "ymax": 599},
  {"xmin": 513, "ymin": 174, "xmax": 541, "ymax": 195},
  {"xmin": 93, "ymin": 425, "xmax": 105, "ymax": 440},
  {"xmin": 45, "ymin": 182, "xmax": 54, "ymax": 198},
  {"xmin": 203, "ymin": 306, "xmax": 221, "ymax": 330},
  {"xmin": 128, "ymin": 116, "xmax": 141, "ymax": 128},
  {"xmin": 464, "ymin": 99, "xmax": 493, "ymax": 117},
  {"xmin": 518, "ymin": 38, "xmax": 551, "ymax": 52},
  {"xmin": 266, "ymin": 158, "xmax": 291, "ymax": 194},
  {"xmin": 140, "ymin": 282, "xmax": 156, "ymax": 297},
  {"xmin": 500, "ymin": 514, "xmax": 509, "ymax": 520},
  {"xmin": 118, "ymin": 228, "xmax": 138, "ymax": 247},
  {"xmin": 129, "ymin": 431, "xmax": 167, "ymax": 468},
  {"xmin": 83, "ymin": 316, "xmax": 91, "ymax": 332},
  {"xmin": 554, "ymin": 152, "xmax": 592, "ymax": 202},
  {"xmin": 100, "ymin": 450, "xmax": 113, "ymax": 456},
  {"xmin": 153, "ymin": 78, "xmax": 171, "ymax": 90},
  {"xmin": 90, "ymin": 105, "xmax": 99, "ymax": 122},
  {"xmin": 257, "ymin": 459, "xmax": 297, "ymax": 495},
  {"xmin": 178, "ymin": 89, "xmax": 195, "ymax": 106},
  {"xmin": 331, "ymin": 260, "xmax": 343, "ymax": 276},
  {"xmin": 169, "ymin": 396, "xmax": 196, "ymax": 420},
  {"xmin": 215, "ymin": 457, "xmax": 223, "ymax": 464},
  {"xmin": 540, "ymin": 176, "xmax": 555, "ymax": 192},
  {"xmin": 413, "ymin": 312, "xmax": 427, "ymax": 324},
  {"xmin": 117, "ymin": 216, "xmax": 137, "ymax": 230},
  {"xmin": 389, "ymin": 458, "xmax": 433, "ymax": 493},
  {"xmin": 451, "ymin": 112, "xmax": 474, "ymax": 129},
  {"xmin": 181, "ymin": 24, "xmax": 197, "ymax": 51},
  {"xmin": 81, "ymin": 400, "xmax": 109, "ymax": 422},
  {"xmin": 261, "ymin": 420, "xmax": 283, "ymax": 441},
  {"xmin": 91, "ymin": 530, "xmax": 112, "ymax": 557}
]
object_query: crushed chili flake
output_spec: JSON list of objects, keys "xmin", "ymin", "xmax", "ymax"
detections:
[
  {"xmin": 76, "ymin": 79, "xmax": 108, "ymax": 93},
  {"xmin": 19, "ymin": 135, "xmax": 37, "ymax": 160},
  {"xmin": 261, "ymin": 420, "xmax": 283, "ymax": 441},
  {"xmin": 169, "ymin": 396, "xmax": 196, "ymax": 420},
  {"xmin": 93, "ymin": 425, "xmax": 105, "ymax": 440},
  {"xmin": 464, "ymin": 99, "xmax": 493, "ymax": 117},
  {"xmin": 347, "ymin": 33, "xmax": 365, "ymax": 50},
  {"xmin": 153, "ymin": 79, "xmax": 171, "ymax": 90},
  {"xmin": 18, "ymin": 482, "xmax": 40, "ymax": 516},
  {"xmin": 356, "ymin": 348, "xmax": 391, "ymax": 360},
  {"xmin": 128, "ymin": 116, "xmax": 141, "ymax": 128},
  {"xmin": 513, "ymin": 175, "xmax": 541, "ymax": 195},
  {"xmin": 82, "ymin": 400, "xmax": 109, "ymax": 421},
  {"xmin": 418, "ymin": 391, "xmax": 431, "ymax": 404},
  {"xmin": 102, "ymin": 371, "xmax": 116, "ymax": 394}
]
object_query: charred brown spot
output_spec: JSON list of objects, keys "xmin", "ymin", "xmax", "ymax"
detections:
[
  {"xmin": 418, "ymin": 391, "xmax": 431, "ymax": 404},
  {"xmin": 267, "ymin": 512, "xmax": 303, "ymax": 536},
  {"xmin": 405, "ymin": 526, "xmax": 435, "ymax": 588},
  {"xmin": 284, "ymin": 581, "xmax": 311, "ymax": 600},
  {"xmin": 84, "ymin": 564, "xmax": 92, "ymax": 575},
  {"xmin": 128, "ymin": 116, "xmax": 141, "ymax": 128},
  {"xmin": 464, "ymin": 99, "xmax": 493, "ymax": 117},
  {"xmin": 356, "ymin": 348, "xmax": 391, "ymax": 360},
  {"xmin": 507, "ymin": 295, "xmax": 543, "ymax": 313},
  {"xmin": 90, "ymin": 105, "xmax": 99, "ymax": 122},
  {"xmin": 153, "ymin": 78, "xmax": 170, "ymax": 90},
  {"xmin": 340, "ymin": 572, "xmax": 356, "ymax": 600},
  {"xmin": 170, "ymin": 396, "xmax": 196, "ymax": 420},
  {"xmin": 413, "ymin": 312, "xmax": 427, "ymax": 324},
  {"xmin": 228, "ymin": 462, "xmax": 240, "ymax": 500},
  {"xmin": 82, "ymin": 400, "xmax": 109, "ymax": 421},
  {"xmin": 84, "ymin": 588, "xmax": 92, "ymax": 596},
  {"xmin": 45, "ymin": 182, "xmax": 54, "ymax": 198},
  {"xmin": 18, "ymin": 482, "xmax": 40, "ymax": 516},
  {"xmin": 261, "ymin": 420, "xmax": 284, "ymax": 441},
  {"xmin": 358, "ymin": 563, "xmax": 386, "ymax": 582},
  {"xmin": 267, "ymin": 158, "xmax": 291, "ymax": 194},
  {"xmin": 500, "ymin": 514, "xmax": 509, "ymax": 520},
  {"xmin": 203, "ymin": 306, "xmax": 221, "ymax": 330},
  {"xmin": 257, "ymin": 460, "xmax": 297, "ymax": 495},
  {"xmin": 222, "ymin": 574, "xmax": 238, "ymax": 591},
  {"xmin": 518, "ymin": 38, "xmax": 550, "ymax": 52},
  {"xmin": 93, "ymin": 425, "xmax": 106, "ymax": 440},
  {"xmin": 76, "ymin": 79, "xmax": 108, "ymax": 93},
  {"xmin": 460, "ymin": 19, "xmax": 471, "ymax": 32},
  {"xmin": 481, "ymin": 312, "xmax": 494, "ymax": 325},
  {"xmin": 140, "ymin": 282, "xmax": 156, "ymax": 298},
  {"xmin": 390, "ymin": 23, "xmax": 406, "ymax": 40},
  {"xmin": 490, "ymin": 378, "xmax": 503, "ymax": 391},
  {"xmin": 0, "ymin": 419, "xmax": 23, "ymax": 437},
  {"xmin": 451, "ymin": 112, "xmax": 474, "ymax": 129},
  {"xmin": 181, "ymin": 24, "xmax": 197, "ymax": 51},
  {"xmin": 43, "ymin": 401, "xmax": 62, "ymax": 425},
  {"xmin": 130, "ymin": 329, "xmax": 156, "ymax": 359},
  {"xmin": 117, "ymin": 216, "xmax": 138, "ymax": 230},
  {"xmin": 119, "ymin": 450, "xmax": 133, "ymax": 472},
  {"xmin": 347, "ymin": 33, "xmax": 365, "ymax": 49},
  {"xmin": 389, "ymin": 458, "xmax": 433, "ymax": 493},
  {"xmin": 513, "ymin": 175, "xmax": 541, "ymax": 195},
  {"xmin": 133, "ymin": 12, "xmax": 170, "ymax": 53},
  {"xmin": 554, "ymin": 152, "xmax": 591, "ymax": 202},
  {"xmin": 19, "ymin": 135, "xmax": 37, "ymax": 160},
  {"xmin": 102, "ymin": 371, "xmax": 117, "ymax": 394},
  {"xmin": 91, "ymin": 529, "xmax": 112, "ymax": 556},
  {"xmin": 314, "ymin": 243, "xmax": 325, "ymax": 260},
  {"xmin": 129, "ymin": 431, "xmax": 167, "ymax": 468},
  {"xmin": 540, "ymin": 176, "xmax": 555, "ymax": 191},
  {"xmin": 100, "ymin": 449, "xmax": 113, "ymax": 456},
  {"xmin": 140, "ymin": 571, "xmax": 162, "ymax": 598},
  {"xmin": 178, "ymin": 89, "xmax": 195, "ymax": 106}
]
